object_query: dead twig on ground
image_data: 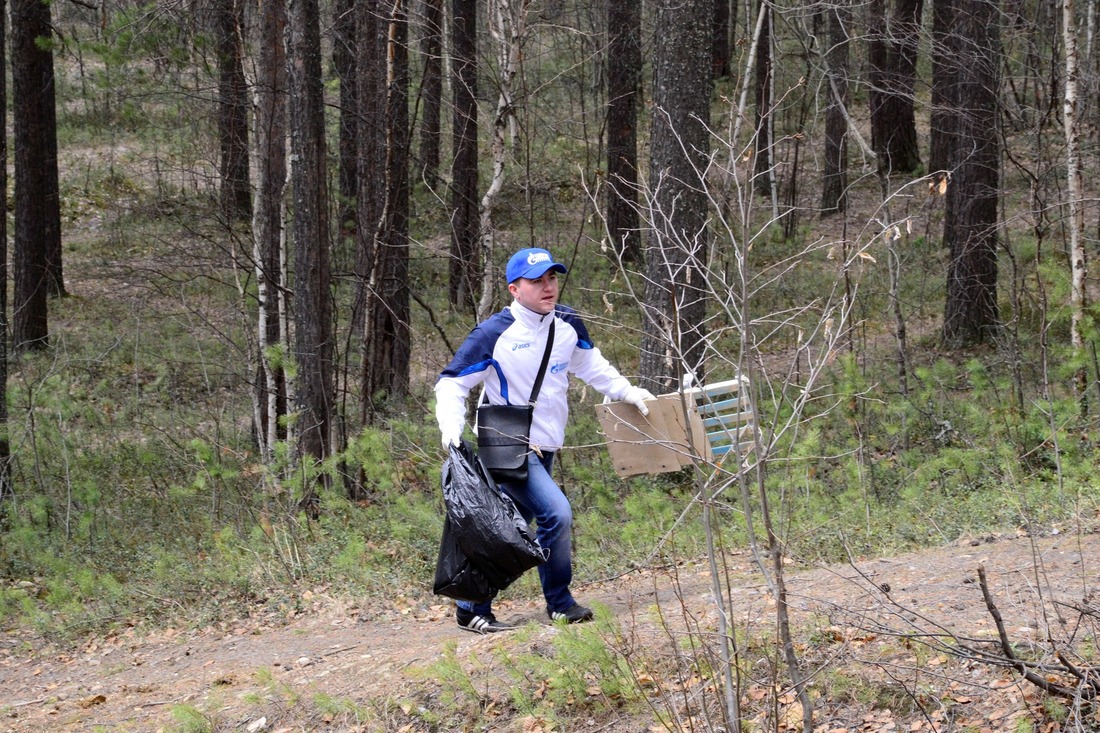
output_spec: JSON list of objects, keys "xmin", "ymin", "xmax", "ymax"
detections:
[{"xmin": 977, "ymin": 565, "xmax": 1099, "ymax": 701}]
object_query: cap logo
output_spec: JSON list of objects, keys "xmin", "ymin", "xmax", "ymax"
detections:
[{"xmin": 527, "ymin": 252, "xmax": 551, "ymax": 266}]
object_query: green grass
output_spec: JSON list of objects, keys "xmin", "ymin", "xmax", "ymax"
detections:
[
  {"xmin": 415, "ymin": 607, "xmax": 656, "ymax": 729},
  {"xmin": 166, "ymin": 704, "xmax": 216, "ymax": 733}
]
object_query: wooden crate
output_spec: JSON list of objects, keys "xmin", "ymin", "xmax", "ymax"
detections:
[
  {"xmin": 596, "ymin": 379, "xmax": 755, "ymax": 478},
  {"xmin": 683, "ymin": 377, "xmax": 755, "ymax": 463},
  {"xmin": 595, "ymin": 392, "xmax": 706, "ymax": 478}
]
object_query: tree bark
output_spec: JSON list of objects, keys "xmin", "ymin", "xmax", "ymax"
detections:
[
  {"xmin": 0, "ymin": 0, "xmax": 11, "ymax": 506},
  {"xmin": 752, "ymin": 0, "xmax": 774, "ymax": 198},
  {"xmin": 288, "ymin": 0, "xmax": 334, "ymax": 511},
  {"xmin": 475, "ymin": 0, "xmax": 527, "ymax": 321},
  {"xmin": 11, "ymin": 0, "xmax": 59, "ymax": 350},
  {"xmin": 364, "ymin": 0, "xmax": 412, "ymax": 409},
  {"xmin": 37, "ymin": 3, "xmax": 62, "ymax": 302},
  {"xmin": 251, "ymin": 0, "xmax": 288, "ymax": 458},
  {"xmin": 216, "ymin": 0, "xmax": 252, "ymax": 224},
  {"xmin": 942, "ymin": 0, "xmax": 1001, "ymax": 347},
  {"xmin": 333, "ymin": 0, "xmax": 358, "ymax": 254},
  {"xmin": 346, "ymin": 0, "xmax": 389, "ymax": 498},
  {"xmin": 1063, "ymin": 0, "xmax": 1088, "ymax": 400},
  {"xmin": 714, "ymin": 0, "xmax": 731, "ymax": 78},
  {"xmin": 450, "ymin": 0, "xmax": 480, "ymax": 310},
  {"xmin": 418, "ymin": 0, "xmax": 444, "ymax": 186},
  {"xmin": 640, "ymin": 0, "xmax": 713, "ymax": 391},
  {"xmin": 820, "ymin": 2, "xmax": 850, "ymax": 214},
  {"xmin": 607, "ymin": 0, "xmax": 642, "ymax": 264},
  {"xmin": 353, "ymin": 0, "xmax": 386, "ymax": 351},
  {"xmin": 928, "ymin": 0, "xmax": 956, "ymax": 175},
  {"xmin": 868, "ymin": 0, "xmax": 923, "ymax": 174}
]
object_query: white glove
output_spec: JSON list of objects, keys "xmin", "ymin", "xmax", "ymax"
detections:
[
  {"xmin": 440, "ymin": 425, "xmax": 463, "ymax": 449},
  {"xmin": 622, "ymin": 386, "xmax": 655, "ymax": 416},
  {"xmin": 435, "ymin": 379, "xmax": 469, "ymax": 450}
]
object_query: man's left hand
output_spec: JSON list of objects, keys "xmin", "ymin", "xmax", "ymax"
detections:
[{"xmin": 623, "ymin": 387, "xmax": 656, "ymax": 416}]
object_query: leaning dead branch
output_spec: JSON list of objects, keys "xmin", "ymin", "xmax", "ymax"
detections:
[
  {"xmin": 790, "ymin": 542, "xmax": 1100, "ymax": 722},
  {"xmin": 977, "ymin": 565, "xmax": 1099, "ymax": 702}
]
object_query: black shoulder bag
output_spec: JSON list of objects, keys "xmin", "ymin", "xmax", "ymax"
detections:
[{"xmin": 476, "ymin": 321, "xmax": 555, "ymax": 484}]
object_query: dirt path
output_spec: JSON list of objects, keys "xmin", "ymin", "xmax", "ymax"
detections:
[{"xmin": 3, "ymin": 529, "xmax": 1097, "ymax": 732}]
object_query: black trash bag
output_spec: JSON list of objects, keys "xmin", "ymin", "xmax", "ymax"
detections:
[
  {"xmin": 438, "ymin": 441, "xmax": 547, "ymax": 592},
  {"xmin": 432, "ymin": 515, "xmax": 496, "ymax": 602}
]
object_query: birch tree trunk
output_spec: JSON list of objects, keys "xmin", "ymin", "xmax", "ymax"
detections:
[{"xmin": 1062, "ymin": 0, "xmax": 1088, "ymax": 401}]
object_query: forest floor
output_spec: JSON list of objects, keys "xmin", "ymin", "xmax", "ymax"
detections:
[{"xmin": 3, "ymin": 523, "xmax": 1099, "ymax": 732}]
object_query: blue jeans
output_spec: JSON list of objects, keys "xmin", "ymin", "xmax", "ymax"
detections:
[{"xmin": 457, "ymin": 451, "xmax": 577, "ymax": 616}]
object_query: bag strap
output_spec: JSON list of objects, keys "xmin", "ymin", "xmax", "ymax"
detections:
[
  {"xmin": 478, "ymin": 319, "xmax": 556, "ymax": 408},
  {"xmin": 528, "ymin": 320, "xmax": 556, "ymax": 407}
]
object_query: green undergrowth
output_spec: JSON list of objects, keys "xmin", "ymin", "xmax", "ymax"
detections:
[
  {"xmin": 3, "ymin": 318, "xmax": 1100, "ymax": 641},
  {"xmin": 412, "ymin": 606, "xmax": 657, "ymax": 730}
]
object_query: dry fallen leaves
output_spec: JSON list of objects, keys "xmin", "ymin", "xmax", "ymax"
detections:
[
  {"xmin": 521, "ymin": 715, "xmax": 555, "ymax": 732},
  {"xmin": 779, "ymin": 702, "xmax": 804, "ymax": 729},
  {"xmin": 77, "ymin": 694, "xmax": 106, "ymax": 709}
]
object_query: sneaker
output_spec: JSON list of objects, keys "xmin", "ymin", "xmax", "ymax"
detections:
[
  {"xmin": 456, "ymin": 608, "xmax": 516, "ymax": 634},
  {"xmin": 547, "ymin": 603, "xmax": 594, "ymax": 624}
]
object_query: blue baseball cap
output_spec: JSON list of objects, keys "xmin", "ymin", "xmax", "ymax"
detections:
[{"xmin": 506, "ymin": 248, "xmax": 567, "ymax": 283}]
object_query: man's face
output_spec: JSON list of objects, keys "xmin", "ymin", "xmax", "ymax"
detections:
[{"xmin": 508, "ymin": 271, "xmax": 560, "ymax": 315}]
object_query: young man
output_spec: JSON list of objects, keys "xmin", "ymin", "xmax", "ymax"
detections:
[{"xmin": 434, "ymin": 247, "xmax": 654, "ymax": 633}]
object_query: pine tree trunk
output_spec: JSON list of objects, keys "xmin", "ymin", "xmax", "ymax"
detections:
[
  {"xmin": 606, "ymin": 0, "xmax": 642, "ymax": 264},
  {"xmin": 714, "ymin": 0, "xmax": 731, "ymax": 78},
  {"xmin": 942, "ymin": 0, "xmax": 1000, "ymax": 347},
  {"xmin": 288, "ymin": 0, "xmax": 334, "ymax": 511},
  {"xmin": 821, "ymin": 3, "xmax": 850, "ymax": 214},
  {"xmin": 251, "ymin": 0, "xmax": 288, "ymax": 457},
  {"xmin": 0, "ymin": 0, "xmax": 10, "ymax": 504},
  {"xmin": 365, "ymin": 0, "xmax": 412, "ymax": 407},
  {"xmin": 752, "ymin": 0, "xmax": 774, "ymax": 197},
  {"xmin": 476, "ymin": 0, "xmax": 527, "ymax": 321},
  {"xmin": 418, "ymin": 0, "xmax": 444, "ymax": 185},
  {"xmin": 450, "ymin": 0, "xmax": 480, "ymax": 310},
  {"xmin": 640, "ymin": 0, "xmax": 713, "ymax": 390},
  {"xmin": 928, "ymin": 0, "xmax": 956, "ymax": 174},
  {"xmin": 353, "ymin": 0, "xmax": 387, "ymax": 346},
  {"xmin": 869, "ymin": 0, "xmax": 923, "ymax": 174},
  {"xmin": 217, "ymin": 0, "xmax": 252, "ymax": 224},
  {"xmin": 11, "ymin": 0, "xmax": 55, "ymax": 350},
  {"xmin": 333, "ymin": 0, "xmax": 358, "ymax": 256}
]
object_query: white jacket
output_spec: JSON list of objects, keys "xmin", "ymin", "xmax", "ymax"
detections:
[{"xmin": 435, "ymin": 301, "xmax": 633, "ymax": 451}]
